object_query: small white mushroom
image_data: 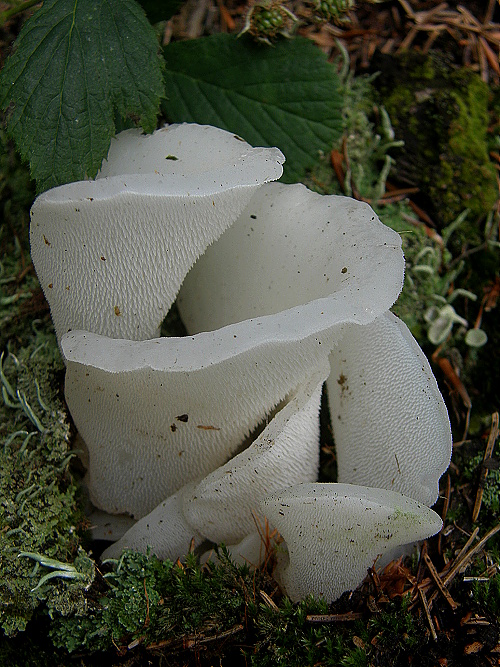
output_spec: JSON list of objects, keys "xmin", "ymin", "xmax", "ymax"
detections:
[
  {"xmin": 101, "ymin": 373, "xmax": 326, "ymax": 560},
  {"xmin": 261, "ymin": 482, "xmax": 443, "ymax": 603},
  {"xmin": 30, "ymin": 124, "xmax": 284, "ymax": 344},
  {"xmin": 327, "ymin": 312, "xmax": 452, "ymax": 506}
]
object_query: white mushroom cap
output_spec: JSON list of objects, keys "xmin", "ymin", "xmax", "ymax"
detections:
[
  {"xmin": 261, "ymin": 482, "xmax": 443, "ymax": 603},
  {"xmin": 62, "ymin": 326, "xmax": 330, "ymax": 518},
  {"xmin": 327, "ymin": 312, "xmax": 452, "ymax": 506},
  {"xmin": 30, "ymin": 124, "xmax": 284, "ymax": 344},
  {"xmin": 178, "ymin": 182, "xmax": 404, "ymax": 332},
  {"xmin": 101, "ymin": 373, "xmax": 325, "ymax": 560}
]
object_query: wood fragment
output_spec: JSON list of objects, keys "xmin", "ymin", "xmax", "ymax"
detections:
[
  {"xmin": 419, "ymin": 587, "xmax": 438, "ymax": 641},
  {"xmin": 457, "ymin": 5, "xmax": 481, "ymax": 28},
  {"xmin": 423, "ymin": 552, "xmax": 458, "ymax": 610},
  {"xmin": 462, "ymin": 614, "xmax": 491, "ymax": 625},
  {"xmin": 407, "ymin": 200, "xmax": 436, "ymax": 227},
  {"xmin": 260, "ymin": 590, "xmax": 279, "ymax": 611},
  {"xmin": 217, "ymin": 0, "xmax": 235, "ymax": 31},
  {"xmin": 438, "ymin": 474, "xmax": 451, "ymax": 555},
  {"xmin": 472, "ymin": 412, "xmax": 499, "ymax": 523},
  {"xmin": 330, "ymin": 148, "xmax": 346, "ymax": 190},
  {"xmin": 427, "ymin": 527, "xmax": 478, "ymax": 608},
  {"xmin": 306, "ymin": 612, "xmax": 363, "ymax": 623},
  {"xmin": 464, "ymin": 641, "xmax": 483, "ymax": 654},
  {"xmin": 477, "ymin": 34, "xmax": 489, "ymax": 81},
  {"xmin": 423, "ymin": 30, "xmax": 442, "ymax": 52},
  {"xmin": 430, "ymin": 524, "xmax": 500, "ymax": 609},
  {"xmin": 397, "ymin": 0, "xmax": 415, "ymax": 20},
  {"xmin": 398, "ymin": 26, "xmax": 418, "ymax": 51},
  {"xmin": 435, "ymin": 357, "xmax": 472, "ymax": 409},
  {"xmin": 484, "ymin": 0, "xmax": 496, "ymax": 23},
  {"xmin": 479, "ymin": 37, "xmax": 500, "ymax": 76},
  {"xmin": 147, "ymin": 624, "xmax": 244, "ymax": 651}
]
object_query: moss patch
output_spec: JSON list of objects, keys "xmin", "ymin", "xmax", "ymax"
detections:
[{"xmin": 375, "ymin": 51, "xmax": 497, "ymax": 246}]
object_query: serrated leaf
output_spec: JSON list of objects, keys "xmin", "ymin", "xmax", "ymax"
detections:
[
  {"xmin": 162, "ymin": 34, "xmax": 342, "ymax": 183},
  {"xmin": 0, "ymin": 0, "xmax": 164, "ymax": 193}
]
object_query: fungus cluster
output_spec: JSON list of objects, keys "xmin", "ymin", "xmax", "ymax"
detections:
[{"xmin": 30, "ymin": 123, "xmax": 452, "ymax": 602}]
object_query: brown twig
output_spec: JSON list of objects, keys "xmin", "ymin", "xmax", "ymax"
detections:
[
  {"xmin": 418, "ymin": 586, "xmax": 438, "ymax": 640},
  {"xmin": 306, "ymin": 612, "xmax": 363, "ymax": 623},
  {"xmin": 437, "ymin": 473, "xmax": 451, "ymax": 555},
  {"xmin": 147, "ymin": 623, "xmax": 244, "ymax": 651},
  {"xmin": 423, "ymin": 552, "xmax": 458, "ymax": 611},
  {"xmin": 472, "ymin": 412, "xmax": 499, "ymax": 523},
  {"xmin": 428, "ymin": 524, "xmax": 500, "ymax": 610}
]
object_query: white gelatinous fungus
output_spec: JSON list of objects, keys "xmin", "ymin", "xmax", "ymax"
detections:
[
  {"xmin": 177, "ymin": 182, "xmax": 404, "ymax": 332},
  {"xmin": 177, "ymin": 181, "xmax": 451, "ymax": 506},
  {"xmin": 327, "ymin": 312, "xmax": 452, "ymax": 506},
  {"xmin": 62, "ymin": 326, "xmax": 332, "ymax": 519},
  {"xmin": 62, "ymin": 183, "xmax": 405, "ymax": 519},
  {"xmin": 261, "ymin": 482, "xmax": 443, "ymax": 603},
  {"xmin": 30, "ymin": 124, "xmax": 284, "ymax": 344},
  {"xmin": 101, "ymin": 372, "xmax": 325, "ymax": 560}
]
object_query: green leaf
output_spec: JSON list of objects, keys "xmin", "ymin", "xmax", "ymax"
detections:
[
  {"xmin": 162, "ymin": 34, "xmax": 342, "ymax": 182},
  {"xmin": 0, "ymin": 0, "xmax": 165, "ymax": 193}
]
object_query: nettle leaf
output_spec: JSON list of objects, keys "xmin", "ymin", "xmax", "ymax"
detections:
[
  {"xmin": 0, "ymin": 0, "xmax": 164, "ymax": 193},
  {"xmin": 162, "ymin": 34, "xmax": 343, "ymax": 183}
]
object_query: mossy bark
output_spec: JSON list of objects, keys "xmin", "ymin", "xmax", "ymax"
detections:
[{"xmin": 374, "ymin": 51, "xmax": 497, "ymax": 246}]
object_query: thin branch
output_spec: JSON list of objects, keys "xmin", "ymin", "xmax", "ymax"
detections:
[{"xmin": 472, "ymin": 413, "xmax": 499, "ymax": 523}]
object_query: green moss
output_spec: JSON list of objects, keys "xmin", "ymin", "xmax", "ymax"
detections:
[
  {"xmin": 368, "ymin": 596, "xmax": 420, "ymax": 653},
  {"xmin": 50, "ymin": 548, "xmax": 267, "ymax": 660},
  {"xmin": 252, "ymin": 595, "xmax": 366, "ymax": 667},
  {"xmin": 462, "ymin": 433, "xmax": 500, "ymax": 530},
  {"xmin": 376, "ymin": 52, "xmax": 498, "ymax": 244},
  {"xmin": 470, "ymin": 574, "xmax": 500, "ymax": 618},
  {"xmin": 0, "ymin": 337, "xmax": 92, "ymax": 636}
]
